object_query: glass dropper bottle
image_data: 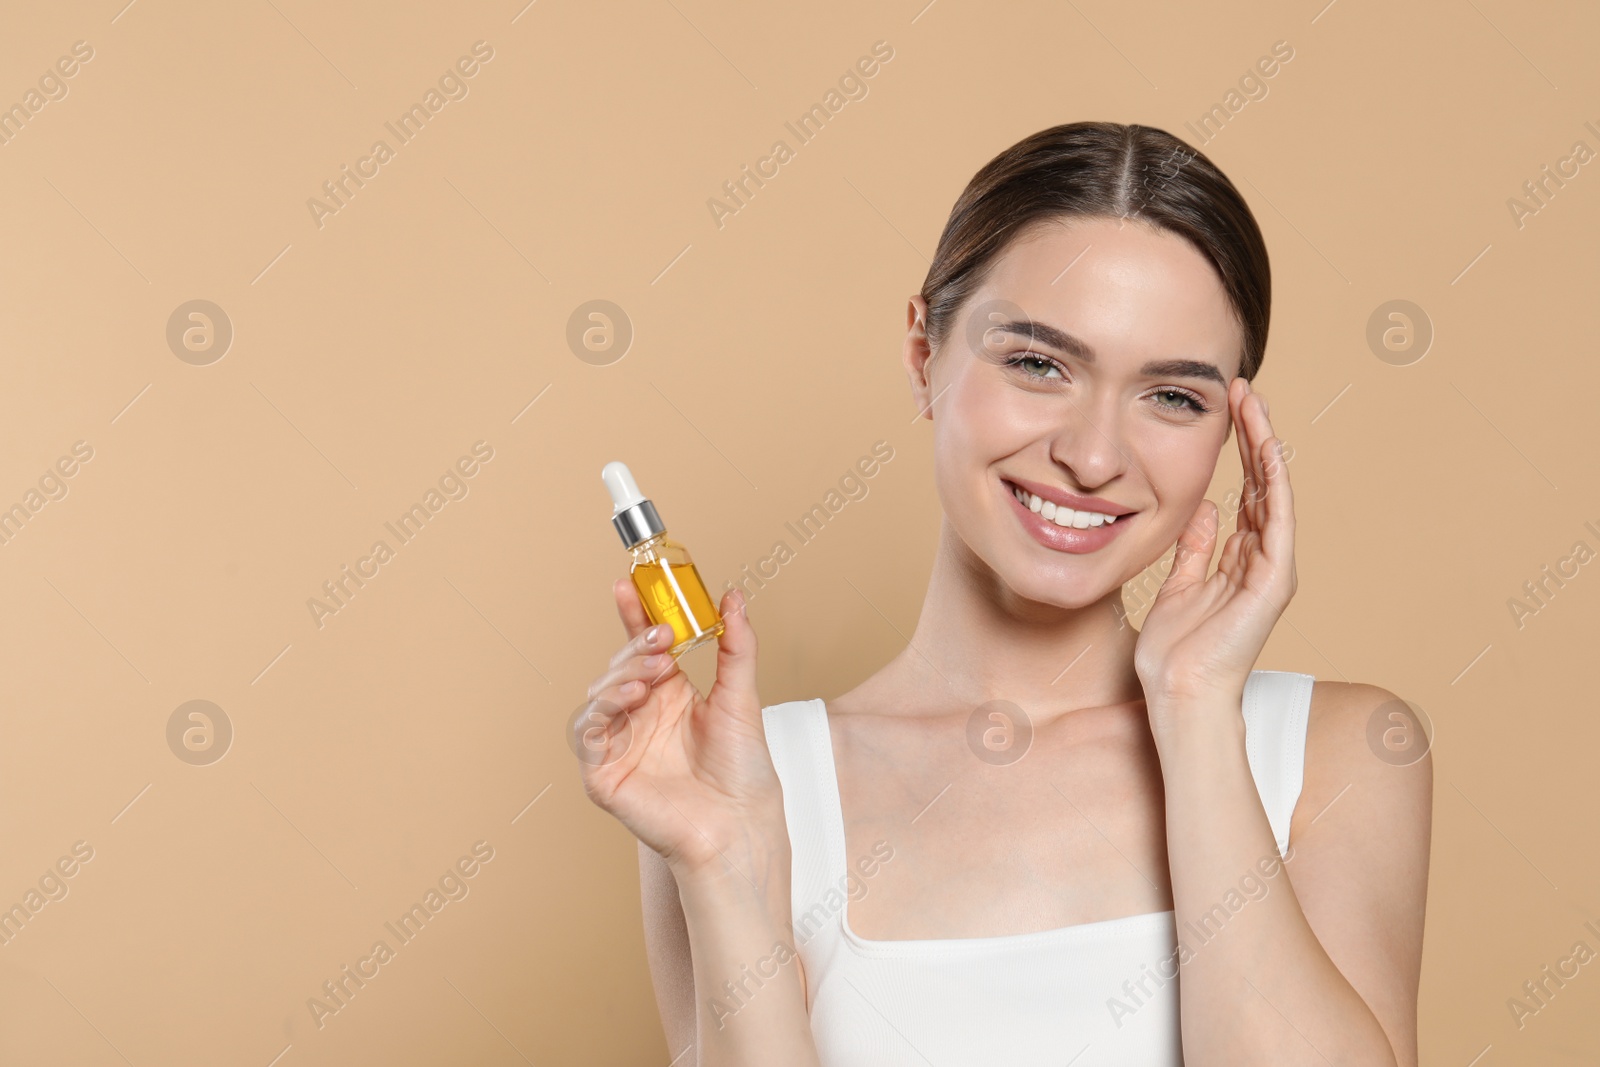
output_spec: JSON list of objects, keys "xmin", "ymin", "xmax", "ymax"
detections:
[{"xmin": 602, "ymin": 461, "xmax": 725, "ymax": 657}]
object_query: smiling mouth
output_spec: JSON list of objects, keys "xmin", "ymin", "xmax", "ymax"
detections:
[{"xmin": 1004, "ymin": 480, "xmax": 1133, "ymax": 530}]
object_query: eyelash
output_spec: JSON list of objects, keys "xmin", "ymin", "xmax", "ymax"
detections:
[{"xmin": 1002, "ymin": 353, "xmax": 1213, "ymax": 415}]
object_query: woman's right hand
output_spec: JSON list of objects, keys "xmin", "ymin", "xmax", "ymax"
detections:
[{"xmin": 573, "ymin": 581, "xmax": 789, "ymax": 881}]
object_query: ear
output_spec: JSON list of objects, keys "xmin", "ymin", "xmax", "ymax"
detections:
[{"xmin": 903, "ymin": 294, "xmax": 936, "ymax": 420}]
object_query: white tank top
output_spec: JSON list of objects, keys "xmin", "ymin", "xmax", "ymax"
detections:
[{"xmin": 760, "ymin": 669, "xmax": 1315, "ymax": 1066}]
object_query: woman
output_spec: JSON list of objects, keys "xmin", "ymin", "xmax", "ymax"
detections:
[{"xmin": 576, "ymin": 122, "xmax": 1432, "ymax": 1066}]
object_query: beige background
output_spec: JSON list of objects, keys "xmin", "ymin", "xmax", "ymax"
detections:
[{"xmin": 1, "ymin": 0, "xmax": 1595, "ymax": 1063}]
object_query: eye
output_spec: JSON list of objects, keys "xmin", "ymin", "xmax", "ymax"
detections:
[
  {"xmin": 1002, "ymin": 352, "xmax": 1066, "ymax": 380},
  {"xmin": 1149, "ymin": 387, "xmax": 1210, "ymax": 415}
]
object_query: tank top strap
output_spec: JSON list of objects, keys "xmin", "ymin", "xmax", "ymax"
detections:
[
  {"xmin": 761, "ymin": 699, "xmax": 850, "ymax": 947},
  {"xmin": 1240, "ymin": 669, "xmax": 1316, "ymax": 858}
]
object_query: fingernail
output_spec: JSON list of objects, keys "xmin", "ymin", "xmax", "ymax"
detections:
[
  {"xmin": 643, "ymin": 653, "xmax": 665, "ymax": 669},
  {"xmin": 1259, "ymin": 395, "xmax": 1269, "ymax": 415},
  {"xmin": 651, "ymin": 624, "xmax": 671, "ymax": 642}
]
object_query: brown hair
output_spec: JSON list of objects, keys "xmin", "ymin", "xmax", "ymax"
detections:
[{"xmin": 919, "ymin": 121, "xmax": 1271, "ymax": 380}]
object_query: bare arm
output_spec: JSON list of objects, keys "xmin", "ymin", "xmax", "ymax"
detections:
[
  {"xmin": 640, "ymin": 803, "xmax": 816, "ymax": 1067},
  {"xmin": 580, "ymin": 581, "xmax": 818, "ymax": 1066},
  {"xmin": 676, "ymin": 842, "xmax": 816, "ymax": 1066},
  {"xmin": 1284, "ymin": 682, "xmax": 1431, "ymax": 1063},
  {"xmin": 1134, "ymin": 378, "xmax": 1428, "ymax": 1063},
  {"xmin": 1155, "ymin": 681, "xmax": 1430, "ymax": 1065},
  {"xmin": 640, "ymin": 839, "xmax": 697, "ymax": 1064}
]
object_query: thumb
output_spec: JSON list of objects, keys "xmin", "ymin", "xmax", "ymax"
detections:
[
  {"xmin": 710, "ymin": 587, "xmax": 760, "ymax": 709},
  {"xmin": 1166, "ymin": 499, "xmax": 1219, "ymax": 591}
]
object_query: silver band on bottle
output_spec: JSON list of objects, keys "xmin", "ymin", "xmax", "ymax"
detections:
[{"xmin": 612, "ymin": 499, "xmax": 665, "ymax": 549}]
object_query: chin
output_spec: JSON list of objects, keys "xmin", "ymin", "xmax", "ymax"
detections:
[{"xmin": 998, "ymin": 549, "xmax": 1123, "ymax": 611}]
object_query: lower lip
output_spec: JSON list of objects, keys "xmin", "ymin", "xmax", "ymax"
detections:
[{"xmin": 1003, "ymin": 480, "xmax": 1134, "ymax": 554}]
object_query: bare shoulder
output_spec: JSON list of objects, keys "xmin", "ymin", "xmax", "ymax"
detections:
[
  {"xmin": 1285, "ymin": 680, "xmax": 1432, "ymax": 1066},
  {"xmin": 1293, "ymin": 680, "xmax": 1433, "ymax": 842}
]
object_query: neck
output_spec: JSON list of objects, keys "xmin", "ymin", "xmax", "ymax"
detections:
[{"xmin": 884, "ymin": 518, "xmax": 1146, "ymax": 723}]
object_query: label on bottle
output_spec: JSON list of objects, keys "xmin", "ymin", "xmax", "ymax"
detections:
[{"xmin": 650, "ymin": 582, "xmax": 683, "ymax": 619}]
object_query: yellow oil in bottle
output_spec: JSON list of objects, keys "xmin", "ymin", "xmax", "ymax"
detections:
[{"xmin": 631, "ymin": 557, "xmax": 724, "ymax": 656}]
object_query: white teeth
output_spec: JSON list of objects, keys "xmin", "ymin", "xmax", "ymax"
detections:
[{"xmin": 1011, "ymin": 483, "xmax": 1124, "ymax": 528}]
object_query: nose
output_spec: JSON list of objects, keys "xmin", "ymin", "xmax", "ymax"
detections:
[{"xmin": 1049, "ymin": 392, "xmax": 1129, "ymax": 490}]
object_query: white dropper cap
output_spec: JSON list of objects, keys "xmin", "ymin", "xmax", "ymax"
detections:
[
  {"xmin": 601, "ymin": 461, "xmax": 645, "ymax": 514},
  {"xmin": 602, "ymin": 460, "xmax": 666, "ymax": 548}
]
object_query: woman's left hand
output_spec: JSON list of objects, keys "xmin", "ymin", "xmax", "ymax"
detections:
[{"xmin": 1133, "ymin": 377, "xmax": 1297, "ymax": 717}]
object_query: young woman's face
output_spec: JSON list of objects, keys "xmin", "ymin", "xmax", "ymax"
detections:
[{"xmin": 908, "ymin": 215, "xmax": 1246, "ymax": 609}]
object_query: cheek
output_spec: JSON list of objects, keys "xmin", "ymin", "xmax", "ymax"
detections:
[
  {"xmin": 930, "ymin": 376, "xmax": 1025, "ymax": 518},
  {"xmin": 1136, "ymin": 425, "xmax": 1228, "ymax": 517},
  {"xmin": 937, "ymin": 374, "xmax": 1048, "ymax": 464}
]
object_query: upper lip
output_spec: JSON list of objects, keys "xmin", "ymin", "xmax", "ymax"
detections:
[{"xmin": 1003, "ymin": 476, "xmax": 1137, "ymax": 517}]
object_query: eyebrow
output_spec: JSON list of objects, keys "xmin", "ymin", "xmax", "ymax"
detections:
[{"xmin": 989, "ymin": 319, "xmax": 1228, "ymax": 387}]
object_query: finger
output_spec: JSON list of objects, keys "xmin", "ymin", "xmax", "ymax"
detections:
[
  {"xmin": 589, "ymin": 644, "xmax": 681, "ymax": 699},
  {"xmin": 593, "ymin": 677, "xmax": 651, "ymax": 715},
  {"xmin": 1217, "ymin": 525, "xmax": 1249, "ymax": 582},
  {"xmin": 1260, "ymin": 436, "xmax": 1297, "ymax": 569},
  {"xmin": 1167, "ymin": 498, "xmax": 1220, "ymax": 589},
  {"xmin": 1231, "ymin": 380, "xmax": 1260, "ymax": 533},
  {"xmin": 709, "ymin": 587, "xmax": 759, "ymax": 709},
  {"xmin": 1241, "ymin": 388, "xmax": 1273, "ymax": 533},
  {"xmin": 609, "ymin": 619, "xmax": 676, "ymax": 671},
  {"xmin": 1230, "ymin": 378, "xmax": 1252, "ymax": 477},
  {"xmin": 571, "ymin": 685, "xmax": 642, "ymax": 760},
  {"xmin": 1249, "ymin": 391, "xmax": 1272, "ymax": 479},
  {"xmin": 1250, "ymin": 393, "xmax": 1280, "ymax": 532},
  {"xmin": 615, "ymin": 576, "xmax": 653, "ymax": 640}
]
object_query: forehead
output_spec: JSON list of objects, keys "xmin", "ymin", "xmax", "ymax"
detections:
[{"xmin": 971, "ymin": 216, "xmax": 1244, "ymax": 378}]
